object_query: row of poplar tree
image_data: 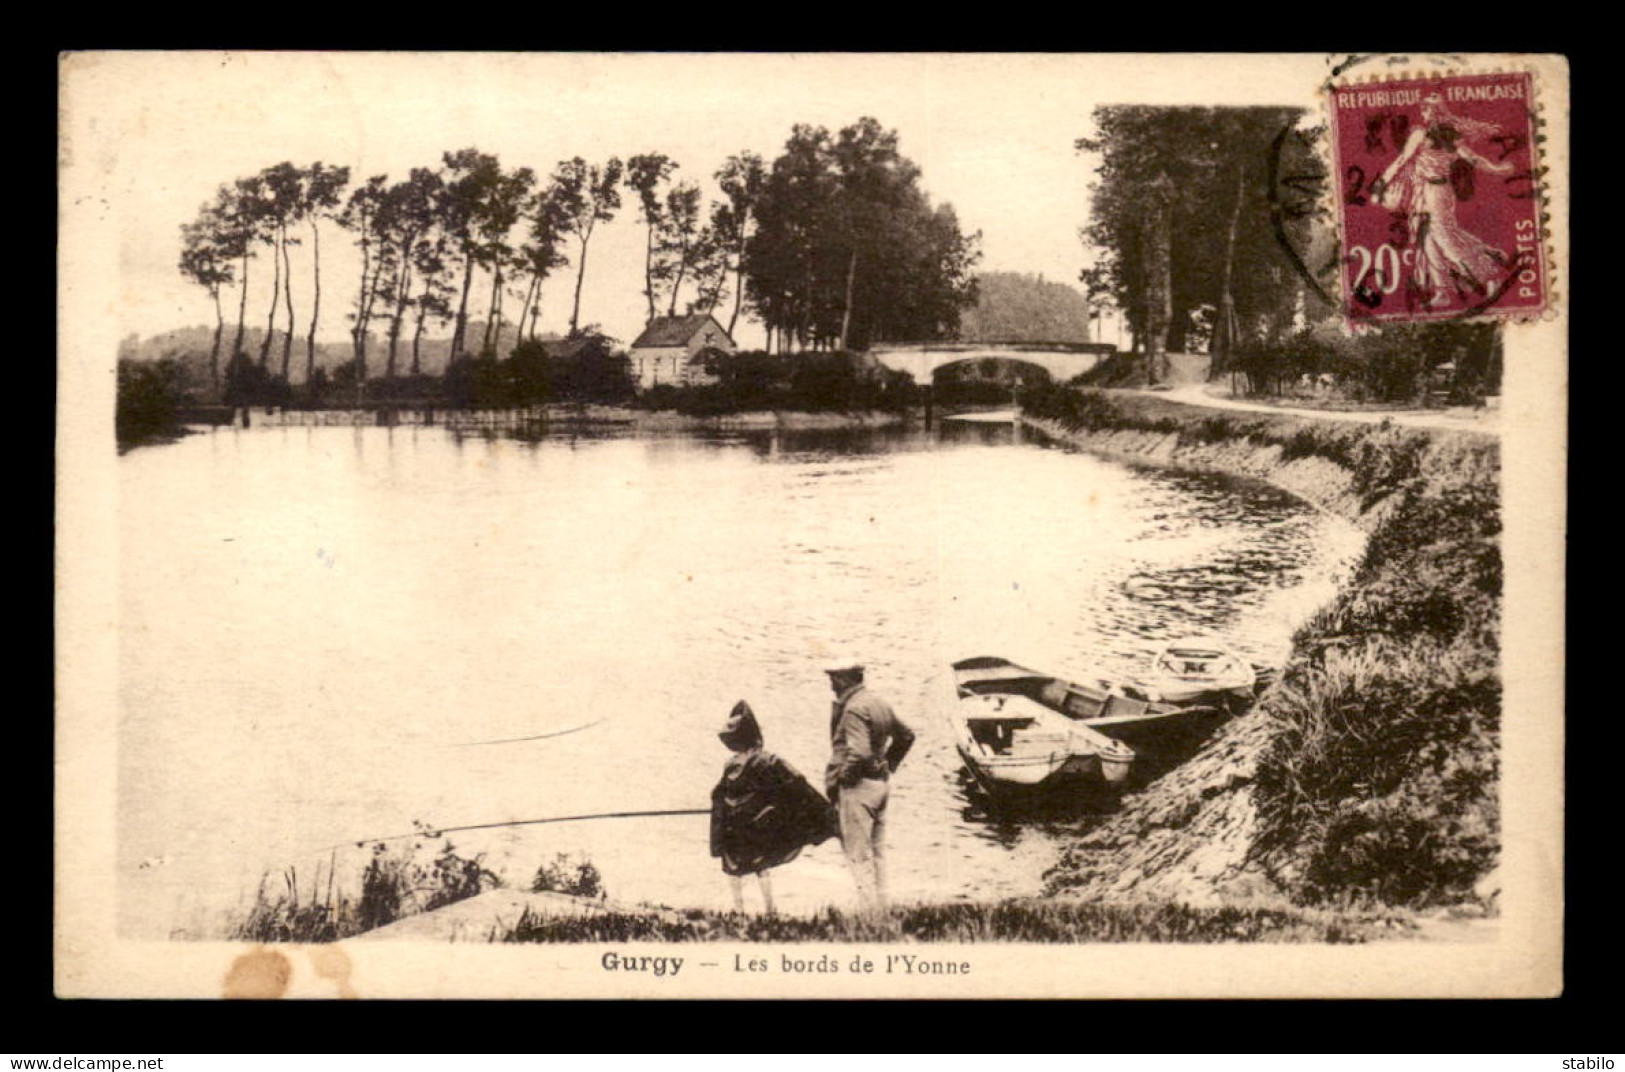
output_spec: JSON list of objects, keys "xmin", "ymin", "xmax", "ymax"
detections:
[{"xmin": 178, "ymin": 117, "xmax": 981, "ymax": 396}]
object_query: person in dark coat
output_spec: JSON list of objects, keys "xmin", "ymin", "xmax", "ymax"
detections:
[{"xmin": 710, "ymin": 700, "xmax": 836, "ymax": 915}]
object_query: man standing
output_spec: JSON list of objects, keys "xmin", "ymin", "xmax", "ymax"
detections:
[{"xmin": 823, "ymin": 657, "xmax": 915, "ymax": 914}]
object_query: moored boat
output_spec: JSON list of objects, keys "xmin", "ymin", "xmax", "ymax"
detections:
[
  {"xmin": 946, "ymin": 655, "xmax": 1232, "ymax": 784},
  {"xmin": 943, "ymin": 679, "xmax": 1135, "ymax": 797},
  {"xmin": 1141, "ymin": 639, "xmax": 1263, "ymax": 707}
]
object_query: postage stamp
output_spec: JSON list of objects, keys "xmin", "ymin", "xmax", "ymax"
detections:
[{"xmin": 1327, "ymin": 70, "xmax": 1549, "ymax": 324}]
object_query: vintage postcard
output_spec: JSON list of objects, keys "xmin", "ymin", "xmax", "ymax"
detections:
[{"xmin": 57, "ymin": 51, "xmax": 1567, "ymax": 999}]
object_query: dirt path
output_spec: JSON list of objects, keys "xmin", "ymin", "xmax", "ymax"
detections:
[{"xmin": 1117, "ymin": 353, "xmax": 1498, "ymax": 435}]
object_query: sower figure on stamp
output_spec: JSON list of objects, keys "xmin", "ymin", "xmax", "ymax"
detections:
[
  {"xmin": 710, "ymin": 700, "xmax": 836, "ymax": 915},
  {"xmin": 823, "ymin": 657, "xmax": 915, "ymax": 914},
  {"xmin": 1372, "ymin": 93, "xmax": 1517, "ymax": 308}
]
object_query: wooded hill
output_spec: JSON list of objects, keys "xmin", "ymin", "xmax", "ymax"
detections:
[
  {"xmin": 119, "ymin": 320, "xmax": 522, "ymax": 387},
  {"xmin": 957, "ymin": 272, "xmax": 1099, "ymax": 344}
]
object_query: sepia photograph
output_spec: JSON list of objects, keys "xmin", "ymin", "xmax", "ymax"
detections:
[{"xmin": 56, "ymin": 51, "xmax": 1567, "ymax": 999}]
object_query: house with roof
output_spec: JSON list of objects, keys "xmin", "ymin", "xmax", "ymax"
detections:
[
  {"xmin": 531, "ymin": 334, "xmax": 603, "ymax": 361},
  {"xmin": 628, "ymin": 314, "xmax": 736, "ymax": 391}
]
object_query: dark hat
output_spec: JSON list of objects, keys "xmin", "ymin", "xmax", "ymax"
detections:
[{"xmin": 718, "ymin": 700, "xmax": 763, "ymax": 751}]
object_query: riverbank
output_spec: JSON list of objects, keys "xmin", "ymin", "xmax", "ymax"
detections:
[
  {"xmin": 1140, "ymin": 382, "xmax": 1499, "ymax": 434},
  {"xmin": 493, "ymin": 895, "xmax": 1411, "ymax": 944},
  {"xmin": 156, "ymin": 403, "xmax": 913, "ymax": 437},
  {"xmin": 1021, "ymin": 387, "xmax": 1501, "ymax": 915}
]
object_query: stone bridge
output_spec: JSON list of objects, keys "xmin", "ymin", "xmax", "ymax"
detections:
[{"xmin": 866, "ymin": 342, "xmax": 1114, "ymax": 384}]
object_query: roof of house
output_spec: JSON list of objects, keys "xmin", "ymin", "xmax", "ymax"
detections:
[
  {"xmin": 630, "ymin": 314, "xmax": 732, "ymax": 350},
  {"xmin": 536, "ymin": 336, "xmax": 602, "ymax": 359}
]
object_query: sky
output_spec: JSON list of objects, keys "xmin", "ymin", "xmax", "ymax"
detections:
[{"xmin": 62, "ymin": 51, "xmax": 1324, "ymax": 352}]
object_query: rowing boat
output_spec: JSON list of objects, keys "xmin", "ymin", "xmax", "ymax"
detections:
[
  {"xmin": 1142, "ymin": 639, "xmax": 1264, "ymax": 707},
  {"xmin": 945, "ymin": 655, "xmax": 1233, "ymax": 787},
  {"xmin": 942, "ymin": 676, "xmax": 1135, "ymax": 797}
]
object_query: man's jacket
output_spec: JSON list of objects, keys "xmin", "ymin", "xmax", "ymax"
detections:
[{"xmin": 826, "ymin": 683, "xmax": 916, "ymax": 796}]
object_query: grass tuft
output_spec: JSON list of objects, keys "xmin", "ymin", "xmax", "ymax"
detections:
[
  {"xmin": 496, "ymin": 898, "xmax": 1404, "ymax": 943},
  {"xmin": 231, "ymin": 830, "xmax": 501, "ymax": 942}
]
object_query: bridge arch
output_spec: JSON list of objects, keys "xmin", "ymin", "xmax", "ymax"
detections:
[
  {"xmin": 928, "ymin": 354, "xmax": 1058, "ymax": 384},
  {"xmin": 866, "ymin": 342, "xmax": 1113, "ymax": 384}
]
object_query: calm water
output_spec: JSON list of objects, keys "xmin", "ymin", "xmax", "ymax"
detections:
[{"xmin": 118, "ymin": 418, "xmax": 1362, "ymax": 937}]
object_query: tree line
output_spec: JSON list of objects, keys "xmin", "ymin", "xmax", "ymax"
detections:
[
  {"xmin": 1078, "ymin": 105, "xmax": 1312, "ymax": 385},
  {"xmin": 1077, "ymin": 105, "xmax": 1502, "ymax": 401},
  {"xmin": 177, "ymin": 117, "xmax": 980, "ymax": 404}
]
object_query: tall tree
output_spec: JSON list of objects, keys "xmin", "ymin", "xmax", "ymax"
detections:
[
  {"xmin": 477, "ymin": 165, "xmax": 535, "ymax": 355},
  {"xmin": 440, "ymin": 148, "xmax": 504, "ymax": 358},
  {"xmin": 300, "ymin": 162, "xmax": 351, "ymax": 390},
  {"xmin": 513, "ymin": 183, "xmax": 572, "ymax": 343},
  {"xmin": 257, "ymin": 162, "xmax": 306, "ymax": 378},
  {"xmin": 1142, "ymin": 172, "xmax": 1175, "ymax": 383},
  {"xmin": 745, "ymin": 119, "xmax": 977, "ymax": 352},
  {"xmin": 1210, "ymin": 160, "xmax": 1247, "ymax": 375},
  {"xmin": 376, "ymin": 169, "xmax": 445, "ymax": 379},
  {"xmin": 746, "ymin": 124, "xmax": 836, "ymax": 350},
  {"xmin": 829, "ymin": 118, "xmax": 912, "ymax": 350},
  {"xmin": 713, "ymin": 152, "xmax": 766, "ymax": 338},
  {"xmin": 226, "ymin": 175, "xmax": 264, "ymax": 363},
  {"xmin": 658, "ymin": 182, "xmax": 704, "ymax": 316},
  {"xmin": 178, "ymin": 199, "xmax": 237, "ymax": 394},
  {"xmin": 252, "ymin": 176, "xmax": 282, "ymax": 368},
  {"xmin": 687, "ymin": 216, "xmax": 730, "ymax": 317},
  {"xmin": 338, "ymin": 174, "xmax": 390, "ymax": 389},
  {"xmin": 624, "ymin": 153, "xmax": 678, "ymax": 324},
  {"xmin": 1077, "ymin": 106, "xmax": 1309, "ymax": 381},
  {"xmin": 551, "ymin": 156, "xmax": 625, "ymax": 336},
  {"xmin": 410, "ymin": 229, "xmax": 455, "ymax": 376}
]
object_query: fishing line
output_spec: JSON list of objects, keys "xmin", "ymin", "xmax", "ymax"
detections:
[
  {"xmin": 330, "ymin": 808, "xmax": 711, "ymax": 853},
  {"xmin": 449, "ymin": 716, "xmax": 609, "ymax": 747}
]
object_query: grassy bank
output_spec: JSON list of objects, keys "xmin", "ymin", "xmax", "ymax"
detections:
[
  {"xmin": 498, "ymin": 898, "xmax": 1406, "ymax": 944},
  {"xmin": 229, "ymin": 836, "xmax": 504, "ymax": 942},
  {"xmin": 1026, "ymin": 386, "xmax": 1501, "ymax": 911},
  {"xmin": 233, "ymin": 849, "xmax": 1409, "ymax": 944}
]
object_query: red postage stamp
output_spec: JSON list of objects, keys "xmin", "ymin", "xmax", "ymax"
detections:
[{"xmin": 1327, "ymin": 70, "xmax": 1548, "ymax": 323}]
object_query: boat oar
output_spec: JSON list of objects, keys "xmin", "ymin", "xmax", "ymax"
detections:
[{"xmin": 331, "ymin": 808, "xmax": 712, "ymax": 852}]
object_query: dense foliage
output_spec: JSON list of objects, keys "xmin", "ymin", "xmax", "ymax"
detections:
[
  {"xmin": 744, "ymin": 118, "xmax": 980, "ymax": 352},
  {"xmin": 635, "ymin": 350, "xmax": 917, "ymax": 415},
  {"xmin": 440, "ymin": 334, "xmax": 635, "ymax": 408},
  {"xmin": 1227, "ymin": 321, "xmax": 1502, "ymax": 404},
  {"xmin": 116, "ymin": 358, "xmax": 192, "ymax": 445},
  {"xmin": 1079, "ymin": 106, "xmax": 1318, "ymax": 381}
]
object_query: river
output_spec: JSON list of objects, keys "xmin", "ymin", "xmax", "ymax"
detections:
[{"xmin": 117, "ymin": 417, "xmax": 1363, "ymax": 937}]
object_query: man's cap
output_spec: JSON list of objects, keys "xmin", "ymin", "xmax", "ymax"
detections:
[{"xmin": 823, "ymin": 655, "xmax": 865, "ymax": 675}]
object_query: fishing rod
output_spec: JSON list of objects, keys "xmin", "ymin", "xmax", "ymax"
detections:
[
  {"xmin": 330, "ymin": 807, "xmax": 712, "ymax": 853},
  {"xmin": 449, "ymin": 717, "xmax": 609, "ymax": 747}
]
